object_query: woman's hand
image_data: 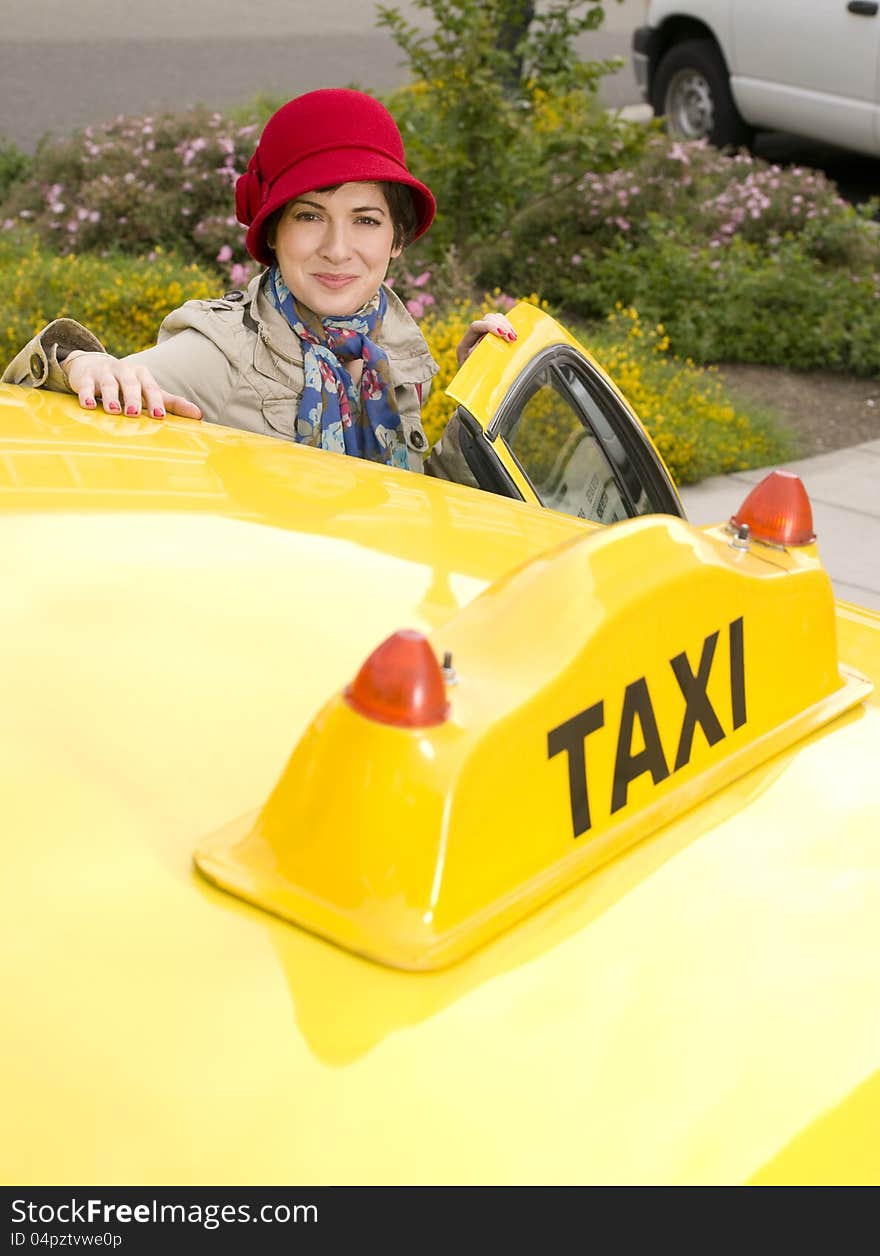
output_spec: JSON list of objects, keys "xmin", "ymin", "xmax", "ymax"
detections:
[
  {"xmin": 63, "ymin": 351, "xmax": 202, "ymax": 420},
  {"xmin": 455, "ymin": 314, "xmax": 517, "ymax": 367}
]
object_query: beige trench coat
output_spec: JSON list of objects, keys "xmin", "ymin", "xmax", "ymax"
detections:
[{"xmin": 3, "ymin": 273, "xmax": 440, "ymax": 472}]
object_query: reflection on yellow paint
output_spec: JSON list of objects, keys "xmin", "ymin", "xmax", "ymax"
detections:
[{"xmin": 749, "ymin": 1071, "xmax": 880, "ymax": 1185}]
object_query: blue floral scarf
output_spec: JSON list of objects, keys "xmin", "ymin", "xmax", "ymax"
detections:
[{"xmin": 266, "ymin": 266, "xmax": 408, "ymax": 468}]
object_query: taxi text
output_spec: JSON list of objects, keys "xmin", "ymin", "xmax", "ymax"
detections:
[{"xmin": 548, "ymin": 617, "xmax": 746, "ymax": 837}]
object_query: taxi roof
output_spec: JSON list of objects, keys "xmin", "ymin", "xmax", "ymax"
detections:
[{"xmin": 2, "ymin": 379, "xmax": 879, "ymax": 1185}]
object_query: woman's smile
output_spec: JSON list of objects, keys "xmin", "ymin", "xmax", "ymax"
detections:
[{"xmin": 313, "ymin": 272, "xmax": 359, "ymax": 289}]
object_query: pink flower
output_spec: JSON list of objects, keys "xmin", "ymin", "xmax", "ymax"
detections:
[
  {"xmin": 216, "ymin": 244, "xmax": 233, "ymax": 263},
  {"xmin": 229, "ymin": 262, "xmax": 249, "ymax": 287},
  {"xmin": 406, "ymin": 297, "xmax": 425, "ymax": 319}
]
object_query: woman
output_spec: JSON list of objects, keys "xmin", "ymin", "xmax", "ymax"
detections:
[{"xmin": 3, "ymin": 88, "xmax": 514, "ymax": 473}]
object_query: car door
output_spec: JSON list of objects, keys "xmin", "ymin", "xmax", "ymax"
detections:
[
  {"xmin": 730, "ymin": 0, "xmax": 880, "ymax": 154},
  {"xmin": 443, "ymin": 304, "xmax": 684, "ymax": 524}
]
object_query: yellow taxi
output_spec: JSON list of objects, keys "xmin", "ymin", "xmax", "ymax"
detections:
[{"xmin": 2, "ymin": 303, "xmax": 878, "ymax": 1185}]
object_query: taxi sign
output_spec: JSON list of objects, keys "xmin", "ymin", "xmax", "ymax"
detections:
[{"xmin": 195, "ymin": 510, "xmax": 871, "ymax": 970}]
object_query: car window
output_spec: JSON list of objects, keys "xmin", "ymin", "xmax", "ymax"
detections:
[
  {"xmin": 555, "ymin": 363, "xmax": 657, "ymax": 517},
  {"xmin": 500, "ymin": 367, "xmax": 631, "ymax": 524}
]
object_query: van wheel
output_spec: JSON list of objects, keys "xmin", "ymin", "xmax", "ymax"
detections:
[{"xmin": 652, "ymin": 38, "xmax": 753, "ymax": 149}]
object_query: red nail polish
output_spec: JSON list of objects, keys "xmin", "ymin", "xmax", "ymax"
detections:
[
  {"xmin": 108, "ymin": 402, "xmax": 121, "ymax": 413},
  {"xmin": 84, "ymin": 398, "xmax": 96, "ymax": 408},
  {"xmin": 152, "ymin": 408, "xmax": 165, "ymax": 418},
  {"xmin": 125, "ymin": 405, "xmax": 138, "ymax": 416}
]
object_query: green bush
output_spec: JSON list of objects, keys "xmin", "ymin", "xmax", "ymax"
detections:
[
  {"xmin": 0, "ymin": 135, "xmax": 31, "ymax": 205},
  {"xmin": 379, "ymin": 0, "xmax": 641, "ymax": 260},
  {"xmin": 578, "ymin": 232, "xmax": 880, "ymax": 375},
  {"xmin": 0, "ymin": 106, "xmax": 260, "ymax": 287},
  {"xmin": 477, "ymin": 135, "xmax": 880, "ymax": 373},
  {"xmin": 0, "ymin": 229, "xmax": 220, "ymax": 363}
]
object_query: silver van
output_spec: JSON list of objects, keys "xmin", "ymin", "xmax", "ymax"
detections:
[{"xmin": 633, "ymin": 0, "xmax": 880, "ymax": 155}]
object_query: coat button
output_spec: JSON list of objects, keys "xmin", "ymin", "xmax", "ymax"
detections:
[
  {"xmin": 409, "ymin": 429, "xmax": 427, "ymax": 450},
  {"xmin": 223, "ymin": 290, "xmax": 245, "ymax": 302},
  {"xmin": 30, "ymin": 353, "xmax": 43, "ymax": 378}
]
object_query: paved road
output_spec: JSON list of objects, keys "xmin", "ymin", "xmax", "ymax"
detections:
[{"xmin": 0, "ymin": 0, "xmax": 642, "ymax": 151}]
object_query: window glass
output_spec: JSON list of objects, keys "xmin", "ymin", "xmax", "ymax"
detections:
[
  {"xmin": 502, "ymin": 369, "xmax": 630, "ymax": 524},
  {"xmin": 557, "ymin": 364, "xmax": 655, "ymax": 515}
]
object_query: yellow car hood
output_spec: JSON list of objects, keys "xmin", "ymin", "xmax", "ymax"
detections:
[{"xmin": 2, "ymin": 387, "xmax": 879, "ymax": 1185}]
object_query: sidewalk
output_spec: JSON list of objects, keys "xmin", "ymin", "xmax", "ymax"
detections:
[{"xmin": 678, "ymin": 441, "xmax": 880, "ymax": 612}]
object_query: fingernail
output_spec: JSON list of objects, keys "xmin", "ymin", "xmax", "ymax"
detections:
[
  {"xmin": 152, "ymin": 408, "xmax": 165, "ymax": 418},
  {"xmin": 84, "ymin": 397, "xmax": 96, "ymax": 408},
  {"xmin": 107, "ymin": 402, "xmax": 121, "ymax": 413},
  {"xmin": 125, "ymin": 404, "xmax": 138, "ymax": 416}
]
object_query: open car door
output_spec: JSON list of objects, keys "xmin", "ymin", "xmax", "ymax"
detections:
[{"xmin": 441, "ymin": 302, "xmax": 685, "ymax": 525}]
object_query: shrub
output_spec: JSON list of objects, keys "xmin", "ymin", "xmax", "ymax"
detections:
[
  {"xmin": 478, "ymin": 136, "xmax": 880, "ymax": 374},
  {"xmin": 0, "ymin": 230, "xmax": 220, "ymax": 363},
  {"xmin": 419, "ymin": 295, "xmax": 794, "ymax": 484},
  {"xmin": 498, "ymin": 138, "xmax": 870, "ymax": 266},
  {"xmin": 379, "ymin": 0, "xmax": 644, "ymax": 260},
  {"xmin": 0, "ymin": 135, "xmax": 31, "ymax": 206},
  {"xmin": 0, "ymin": 106, "xmax": 260, "ymax": 288},
  {"xmin": 578, "ymin": 233, "xmax": 880, "ymax": 375}
]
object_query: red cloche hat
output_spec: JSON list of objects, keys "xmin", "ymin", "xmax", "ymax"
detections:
[{"xmin": 235, "ymin": 88, "xmax": 436, "ymax": 266}]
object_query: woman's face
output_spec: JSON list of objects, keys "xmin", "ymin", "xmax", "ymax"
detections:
[{"xmin": 271, "ymin": 181, "xmax": 401, "ymax": 318}]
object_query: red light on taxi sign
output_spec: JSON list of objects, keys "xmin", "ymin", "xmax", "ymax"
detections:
[
  {"xmin": 345, "ymin": 629, "xmax": 450, "ymax": 728},
  {"xmin": 730, "ymin": 470, "xmax": 816, "ymax": 546}
]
